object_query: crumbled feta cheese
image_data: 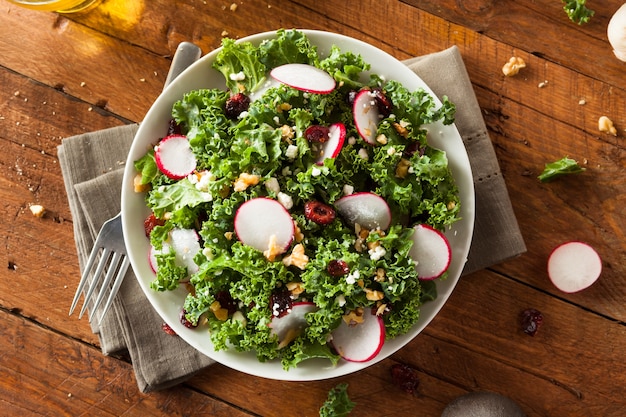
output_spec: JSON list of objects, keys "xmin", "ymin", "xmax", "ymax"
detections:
[
  {"xmin": 281, "ymin": 166, "xmax": 292, "ymax": 176},
  {"xmin": 273, "ymin": 116, "xmax": 280, "ymax": 125},
  {"xmin": 345, "ymin": 270, "xmax": 360, "ymax": 285},
  {"xmin": 277, "ymin": 192, "xmax": 293, "ymax": 210},
  {"xmin": 357, "ymin": 148, "xmax": 369, "ymax": 160},
  {"xmin": 368, "ymin": 245, "xmax": 386, "ymax": 261},
  {"xmin": 229, "ymin": 71, "xmax": 245, "ymax": 81},
  {"xmin": 285, "ymin": 144, "xmax": 298, "ymax": 159},
  {"xmin": 311, "ymin": 167, "xmax": 322, "ymax": 177},
  {"xmin": 335, "ymin": 295, "xmax": 346, "ymax": 307},
  {"xmin": 342, "ymin": 184, "xmax": 354, "ymax": 196},
  {"xmin": 265, "ymin": 177, "xmax": 280, "ymax": 194},
  {"xmin": 348, "ymin": 136, "xmax": 357, "ymax": 145},
  {"xmin": 238, "ymin": 111, "xmax": 249, "ymax": 119}
]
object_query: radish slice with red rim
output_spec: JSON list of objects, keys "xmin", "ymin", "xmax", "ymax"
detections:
[
  {"xmin": 154, "ymin": 134, "xmax": 197, "ymax": 180},
  {"xmin": 330, "ymin": 308, "xmax": 385, "ymax": 362},
  {"xmin": 334, "ymin": 192, "xmax": 392, "ymax": 231},
  {"xmin": 315, "ymin": 122, "xmax": 346, "ymax": 165},
  {"xmin": 409, "ymin": 224, "xmax": 451, "ymax": 280},
  {"xmin": 269, "ymin": 302, "xmax": 317, "ymax": 348},
  {"xmin": 234, "ymin": 197, "xmax": 295, "ymax": 253},
  {"xmin": 353, "ymin": 89, "xmax": 380, "ymax": 145},
  {"xmin": 548, "ymin": 241, "xmax": 602, "ymax": 293},
  {"xmin": 270, "ymin": 63, "xmax": 336, "ymax": 94}
]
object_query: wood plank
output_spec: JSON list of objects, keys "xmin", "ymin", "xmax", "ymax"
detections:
[{"xmin": 0, "ymin": 310, "xmax": 253, "ymax": 417}]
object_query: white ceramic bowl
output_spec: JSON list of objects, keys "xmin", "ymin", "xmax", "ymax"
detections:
[{"xmin": 121, "ymin": 29, "xmax": 475, "ymax": 381}]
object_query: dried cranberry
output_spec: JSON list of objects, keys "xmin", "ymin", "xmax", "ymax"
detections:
[
  {"xmin": 327, "ymin": 260, "xmax": 350, "ymax": 277},
  {"xmin": 143, "ymin": 213, "xmax": 165, "ymax": 237},
  {"xmin": 403, "ymin": 141, "xmax": 424, "ymax": 158},
  {"xmin": 390, "ymin": 363, "xmax": 420, "ymax": 395},
  {"xmin": 224, "ymin": 93, "xmax": 251, "ymax": 119},
  {"xmin": 215, "ymin": 290, "xmax": 238, "ymax": 315},
  {"xmin": 371, "ymin": 87, "xmax": 393, "ymax": 117},
  {"xmin": 180, "ymin": 309, "xmax": 197, "ymax": 329},
  {"xmin": 520, "ymin": 308, "xmax": 543, "ymax": 336},
  {"xmin": 167, "ymin": 118, "xmax": 182, "ymax": 135},
  {"xmin": 304, "ymin": 200, "xmax": 336, "ymax": 225},
  {"xmin": 161, "ymin": 322, "xmax": 177, "ymax": 335},
  {"xmin": 304, "ymin": 125, "xmax": 331, "ymax": 143},
  {"xmin": 270, "ymin": 288, "xmax": 293, "ymax": 318}
]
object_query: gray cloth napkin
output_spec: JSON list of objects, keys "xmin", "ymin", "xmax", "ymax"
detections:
[{"xmin": 57, "ymin": 45, "xmax": 525, "ymax": 392}]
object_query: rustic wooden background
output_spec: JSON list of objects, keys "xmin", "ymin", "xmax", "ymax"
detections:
[{"xmin": 1, "ymin": 0, "xmax": 624, "ymax": 416}]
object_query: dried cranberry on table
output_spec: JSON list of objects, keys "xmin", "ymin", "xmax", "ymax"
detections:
[
  {"xmin": 161, "ymin": 322, "xmax": 177, "ymax": 335},
  {"xmin": 520, "ymin": 308, "xmax": 543, "ymax": 336},
  {"xmin": 304, "ymin": 200, "xmax": 336, "ymax": 225},
  {"xmin": 224, "ymin": 92, "xmax": 251, "ymax": 119},
  {"xmin": 390, "ymin": 363, "xmax": 420, "ymax": 395}
]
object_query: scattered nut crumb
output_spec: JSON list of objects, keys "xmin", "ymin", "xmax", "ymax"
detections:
[
  {"xmin": 598, "ymin": 116, "xmax": 617, "ymax": 136},
  {"xmin": 229, "ymin": 2, "xmax": 237, "ymax": 11},
  {"xmin": 221, "ymin": 30, "xmax": 229, "ymax": 37},
  {"xmin": 578, "ymin": 99, "xmax": 586, "ymax": 105},
  {"xmin": 29, "ymin": 204, "xmax": 45, "ymax": 218},
  {"xmin": 502, "ymin": 56, "xmax": 526, "ymax": 77},
  {"xmin": 80, "ymin": 81, "xmax": 86, "ymax": 87},
  {"xmin": 139, "ymin": 78, "xmax": 146, "ymax": 82},
  {"xmin": 538, "ymin": 80, "xmax": 548, "ymax": 88}
]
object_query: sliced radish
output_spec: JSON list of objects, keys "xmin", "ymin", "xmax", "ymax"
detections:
[
  {"xmin": 409, "ymin": 224, "xmax": 451, "ymax": 280},
  {"xmin": 331, "ymin": 308, "xmax": 385, "ymax": 362},
  {"xmin": 548, "ymin": 241, "xmax": 602, "ymax": 293},
  {"xmin": 315, "ymin": 122, "xmax": 346, "ymax": 165},
  {"xmin": 335, "ymin": 192, "xmax": 392, "ymax": 231},
  {"xmin": 148, "ymin": 228, "xmax": 200, "ymax": 276},
  {"xmin": 234, "ymin": 197, "xmax": 295, "ymax": 253},
  {"xmin": 148, "ymin": 244, "xmax": 163, "ymax": 273},
  {"xmin": 353, "ymin": 89, "xmax": 380, "ymax": 145},
  {"xmin": 154, "ymin": 134, "xmax": 197, "ymax": 180},
  {"xmin": 270, "ymin": 63, "xmax": 336, "ymax": 94},
  {"xmin": 269, "ymin": 301, "xmax": 317, "ymax": 348},
  {"xmin": 169, "ymin": 228, "xmax": 201, "ymax": 274}
]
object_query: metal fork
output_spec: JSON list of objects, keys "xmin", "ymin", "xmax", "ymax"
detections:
[{"xmin": 69, "ymin": 42, "xmax": 202, "ymax": 325}]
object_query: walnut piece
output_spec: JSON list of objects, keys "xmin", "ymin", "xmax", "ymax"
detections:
[
  {"xmin": 598, "ymin": 116, "xmax": 618, "ymax": 136},
  {"xmin": 502, "ymin": 56, "xmax": 526, "ymax": 77}
]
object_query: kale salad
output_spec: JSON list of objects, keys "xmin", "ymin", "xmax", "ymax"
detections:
[{"xmin": 133, "ymin": 29, "xmax": 461, "ymax": 369}]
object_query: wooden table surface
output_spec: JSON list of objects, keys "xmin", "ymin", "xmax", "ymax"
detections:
[{"xmin": 1, "ymin": 1, "xmax": 625, "ymax": 416}]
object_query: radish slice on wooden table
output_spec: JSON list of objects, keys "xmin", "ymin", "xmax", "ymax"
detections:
[
  {"xmin": 154, "ymin": 134, "xmax": 197, "ymax": 180},
  {"xmin": 353, "ymin": 89, "xmax": 380, "ymax": 145},
  {"xmin": 269, "ymin": 301, "xmax": 317, "ymax": 349},
  {"xmin": 547, "ymin": 241, "xmax": 602, "ymax": 293},
  {"xmin": 315, "ymin": 122, "xmax": 346, "ymax": 165},
  {"xmin": 335, "ymin": 192, "xmax": 392, "ymax": 231},
  {"xmin": 270, "ymin": 63, "xmax": 336, "ymax": 94},
  {"xmin": 234, "ymin": 197, "xmax": 295, "ymax": 254},
  {"xmin": 331, "ymin": 307, "xmax": 385, "ymax": 362},
  {"xmin": 409, "ymin": 224, "xmax": 451, "ymax": 280}
]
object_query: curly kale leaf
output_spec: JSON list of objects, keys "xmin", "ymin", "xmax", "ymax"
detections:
[{"xmin": 563, "ymin": 0, "xmax": 594, "ymax": 25}]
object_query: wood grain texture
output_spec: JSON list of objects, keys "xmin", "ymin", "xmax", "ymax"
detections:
[{"xmin": 0, "ymin": 0, "xmax": 624, "ymax": 415}]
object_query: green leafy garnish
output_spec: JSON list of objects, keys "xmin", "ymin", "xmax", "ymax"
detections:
[
  {"xmin": 538, "ymin": 156, "xmax": 586, "ymax": 182},
  {"xmin": 319, "ymin": 383, "xmax": 355, "ymax": 417},
  {"xmin": 563, "ymin": 0, "xmax": 594, "ymax": 25}
]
